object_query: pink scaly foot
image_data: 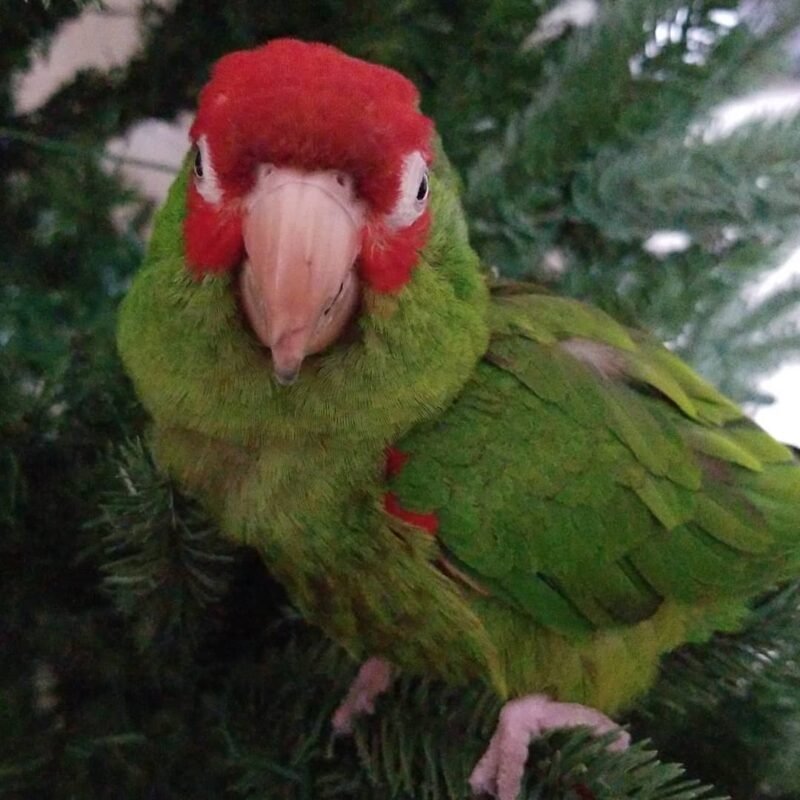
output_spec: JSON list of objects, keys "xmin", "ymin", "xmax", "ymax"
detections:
[
  {"xmin": 332, "ymin": 656, "xmax": 393, "ymax": 735},
  {"xmin": 469, "ymin": 695, "xmax": 630, "ymax": 800}
]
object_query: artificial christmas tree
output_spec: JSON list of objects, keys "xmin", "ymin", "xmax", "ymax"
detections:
[{"xmin": 3, "ymin": 2, "xmax": 800, "ymax": 798}]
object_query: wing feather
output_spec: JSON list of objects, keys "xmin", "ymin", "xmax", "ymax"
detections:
[{"xmin": 388, "ymin": 284, "xmax": 800, "ymax": 637}]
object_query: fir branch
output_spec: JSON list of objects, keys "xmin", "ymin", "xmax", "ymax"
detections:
[
  {"xmin": 629, "ymin": 582, "xmax": 800, "ymax": 795},
  {"xmin": 510, "ymin": 0, "xmax": 699, "ymax": 185},
  {"xmin": 90, "ymin": 440, "xmax": 236, "ymax": 652},
  {"xmin": 6, "ymin": 2, "xmax": 800, "ymax": 797},
  {"xmin": 465, "ymin": 0, "xmax": 800, "ymax": 275},
  {"xmin": 638, "ymin": 583, "xmax": 800, "ymax": 721},
  {"xmin": 572, "ymin": 116, "xmax": 800, "ymax": 245},
  {"xmin": 218, "ymin": 629, "xmax": 724, "ymax": 800},
  {"xmin": 674, "ymin": 277, "xmax": 800, "ymax": 399},
  {"xmin": 0, "ymin": 126, "xmax": 179, "ymax": 173}
]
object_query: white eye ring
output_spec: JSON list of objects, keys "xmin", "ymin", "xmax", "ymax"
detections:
[
  {"xmin": 193, "ymin": 135, "xmax": 223, "ymax": 205},
  {"xmin": 385, "ymin": 150, "xmax": 430, "ymax": 230}
]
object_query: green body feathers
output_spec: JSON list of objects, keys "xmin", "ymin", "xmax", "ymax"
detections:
[{"xmin": 119, "ymin": 152, "xmax": 800, "ymax": 715}]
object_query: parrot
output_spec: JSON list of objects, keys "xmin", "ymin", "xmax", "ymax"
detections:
[{"xmin": 117, "ymin": 38, "xmax": 800, "ymax": 800}]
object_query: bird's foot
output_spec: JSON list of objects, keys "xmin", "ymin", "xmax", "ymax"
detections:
[
  {"xmin": 469, "ymin": 694, "xmax": 630, "ymax": 800},
  {"xmin": 332, "ymin": 656, "xmax": 393, "ymax": 735}
]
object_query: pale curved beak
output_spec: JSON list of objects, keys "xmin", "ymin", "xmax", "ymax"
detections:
[{"xmin": 239, "ymin": 167, "xmax": 365, "ymax": 385}]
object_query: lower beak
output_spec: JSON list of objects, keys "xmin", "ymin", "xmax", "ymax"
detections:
[{"xmin": 239, "ymin": 168, "xmax": 365, "ymax": 384}]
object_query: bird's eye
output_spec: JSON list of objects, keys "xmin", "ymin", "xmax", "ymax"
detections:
[
  {"xmin": 416, "ymin": 172, "xmax": 429, "ymax": 203},
  {"xmin": 385, "ymin": 151, "xmax": 431, "ymax": 230},
  {"xmin": 192, "ymin": 136, "xmax": 222, "ymax": 205}
]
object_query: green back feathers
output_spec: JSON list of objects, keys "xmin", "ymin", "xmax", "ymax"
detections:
[
  {"xmin": 384, "ymin": 281, "xmax": 799, "ymax": 708},
  {"xmin": 392, "ymin": 282, "xmax": 799, "ymax": 639}
]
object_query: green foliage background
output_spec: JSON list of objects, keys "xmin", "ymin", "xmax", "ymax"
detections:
[{"xmin": 3, "ymin": 1, "xmax": 800, "ymax": 798}]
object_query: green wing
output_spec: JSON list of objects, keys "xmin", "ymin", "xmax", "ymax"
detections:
[{"xmin": 388, "ymin": 282, "xmax": 800, "ymax": 636}]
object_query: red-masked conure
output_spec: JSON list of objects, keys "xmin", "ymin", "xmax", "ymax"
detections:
[{"xmin": 117, "ymin": 39, "xmax": 800, "ymax": 800}]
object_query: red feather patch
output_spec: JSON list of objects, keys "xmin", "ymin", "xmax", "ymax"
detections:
[
  {"xmin": 384, "ymin": 446, "xmax": 410, "ymax": 479},
  {"xmin": 184, "ymin": 189, "xmax": 243, "ymax": 275},
  {"xmin": 361, "ymin": 212, "xmax": 431, "ymax": 293},
  {"xmin": 383, "ymin": 493, "xmax": 439, "ymax": 535},
  {"xmin": 185, "ymin": 39, "xmax": 434, "ymax": 290},
  {"xmin": 383, "ymin": 447, "xmax": 439, "ymax": 535}
]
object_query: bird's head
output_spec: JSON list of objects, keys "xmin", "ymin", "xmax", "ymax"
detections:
[
  {"xmin": 185, "ymin": 39, "xmax": 439, "ymax": 385},
  {"xmin": 120, "ymin": 39, "xmax": 489, "ymax": 445}
]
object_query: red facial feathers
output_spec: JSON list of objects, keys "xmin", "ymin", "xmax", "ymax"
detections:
[
  {"xmin": 361, "ymin": 213, "xmax": 431, "ymax": 293},
  {"xmin": 184, "ymin": 188, "xmax": 244, "ymax": 274},
  {"xmin": 185, "ymin": 39, "xmax": 434, "ymax": 291}
]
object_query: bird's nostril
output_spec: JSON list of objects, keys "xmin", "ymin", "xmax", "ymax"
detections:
[{"xmin": 336, "ymin": 173, "xmax": 347, "ymax": 187}]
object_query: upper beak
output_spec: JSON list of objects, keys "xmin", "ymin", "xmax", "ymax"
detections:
[{"xmin": 239, "ymin": 167, "xmax": 365, "ymax": 385}]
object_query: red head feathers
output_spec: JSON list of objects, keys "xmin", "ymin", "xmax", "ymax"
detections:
[{"xmin": 185, "ymin": 39, "xmax": 434, "ymax": 292}]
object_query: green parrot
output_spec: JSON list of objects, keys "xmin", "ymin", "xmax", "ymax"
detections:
[{"xmin": 118, "ymin": 39, "xmax": 800, "ymax": 800}]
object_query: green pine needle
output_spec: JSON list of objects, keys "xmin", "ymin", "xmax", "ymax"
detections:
[{"xmin": 90, "ymin": 439, "xmax": 236, "ymax": 649}]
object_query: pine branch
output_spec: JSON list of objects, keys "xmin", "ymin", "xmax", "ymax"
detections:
[
  {"xmin": 672, "ymin": 277, "xmax": 800, "ymax": 400},
  {"xmin": 638, "ymin": 583, "xmax": 800, "ymax": 720},
  {"xmin": 89, "ymin": 440, "xmax": 236, "ymax": 653},
  {"xmin": 510, "ymin": 0, "xmax": 716, "ymax": 186},
  {"xmin": 0, "ymin": 126, "xmax": 179, "ymax": 173},
  {"xmin": 467, "ymin": 0, "xmax": 700, "ymax": 221},
  {"xmin": 218, "ymin": 630, "xmax": 725, "ymax": 800},
  {"xmin": 6, "ymin": 2, "xmax": 800, "ymax": 797},
  {"xmin": 572, "ymin": 115, "xmax": 800, "ymax": 245},
  {"xmin": 466, "ymin": 0, "xmax": 800, "ymax": 275},
  {"xmin": 629, "ymin": 582, "xmax": 800, "ymax": 796}
]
